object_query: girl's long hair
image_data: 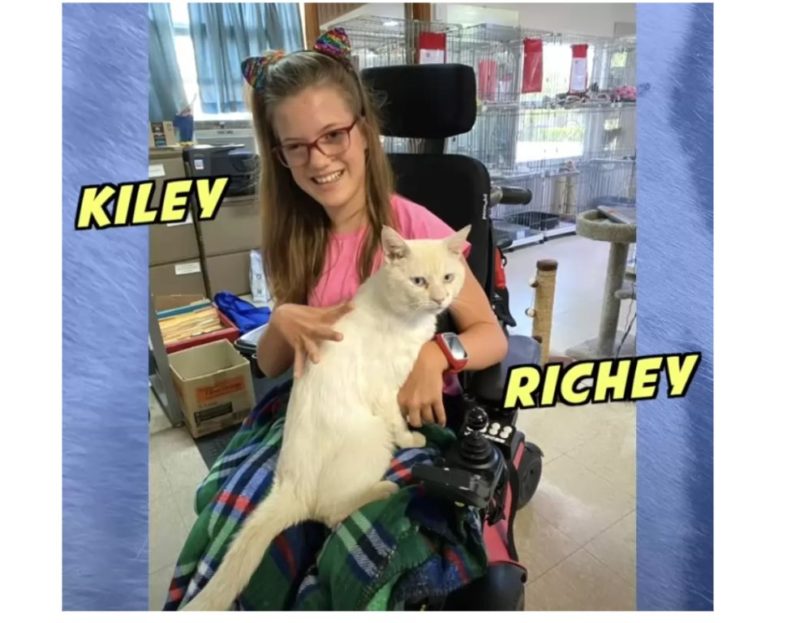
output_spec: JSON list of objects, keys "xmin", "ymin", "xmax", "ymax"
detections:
[{"xmin": 248, "ymin": 52, "xmax": 396, "ymax": 304}]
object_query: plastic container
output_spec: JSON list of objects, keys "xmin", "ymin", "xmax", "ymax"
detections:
[{"xmin": 233, "ymin": 323, "xmax": 268, "ymax": 378}]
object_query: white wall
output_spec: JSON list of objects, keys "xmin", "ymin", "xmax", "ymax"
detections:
[
  {"xmin": 513, "ymin": 3, "xmax": 635, "ymax": 37},
  {"xmin": 320, "ymin": 3, "xmax": 406, "ymax": 28},
  {"xmin": 434, "ymin": 3, "xmax": 520, "ymax": 28},
  {"xmin": 437, "ymin": 3, "xmax": 635, "ymax": 37},
  {"xmin": 324, "ymin": 3, "xmax": 636, "ymax": 38}
]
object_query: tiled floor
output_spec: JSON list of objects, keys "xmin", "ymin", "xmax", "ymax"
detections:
[
  {"xmin": 149, "ymin": 234, "xmax": 636, "ymax": 611},
  {"xmin": 503, "ymin": 234, "xmax": 637, "ymax": 355}
]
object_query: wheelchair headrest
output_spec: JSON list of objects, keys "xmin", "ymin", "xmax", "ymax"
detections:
[{"xmin": 361, "ymin": 64, "xmax": 476, "ymax": 139}]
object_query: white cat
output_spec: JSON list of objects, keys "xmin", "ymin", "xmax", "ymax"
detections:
[{"xmin": 182, "ymin": 225, "xmax": 470, "ymax": 611}]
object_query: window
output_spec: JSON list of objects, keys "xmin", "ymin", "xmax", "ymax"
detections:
[
  {"xmin": 170, "ymin": 2, "xmax": 252, "ymax": 121},
  {"xmin": 516, "ymin": 109, "xmax": 586, "ymax": 162}
]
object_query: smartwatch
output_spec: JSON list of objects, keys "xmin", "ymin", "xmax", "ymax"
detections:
[{"xmin": 434, "ymin": 332, "xmax": 469, "ymax": 373}]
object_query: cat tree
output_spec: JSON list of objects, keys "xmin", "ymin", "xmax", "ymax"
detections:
[{"xmin": 567, "ymin": 209, "xmax": 636, "ymax": 359}]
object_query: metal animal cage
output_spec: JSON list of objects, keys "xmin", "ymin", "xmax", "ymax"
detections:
[
  {"xmin": 327, "ymin": 17, "xmax": 637, "ymax": 246},
  {"xmin": 491, "ymin": 153, "xmax": 636, "ymax": 242},
  {"xmin": 451, "ymin": 23, "xmax": 524, "ymax": 104},
  {"xmin": 330, "ymin": 15, "xmax": 462, "ymax": 154},
  {"xmin": 458, "ymin": 28, "xmax": 636, "ymax": 245},
  {"xmin": 481, "ymin": 99, "xmax": 636, "ymax": 245}
]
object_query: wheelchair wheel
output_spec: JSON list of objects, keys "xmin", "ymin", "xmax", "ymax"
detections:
[{"xmin": 516, "ymin": 442, "xmax": 543, "ymax": 511}]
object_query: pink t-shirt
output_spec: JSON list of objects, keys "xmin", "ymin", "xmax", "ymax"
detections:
[
  {"xmin": 308, "ymin": 194, "xmax": 470, "ymax": 398},
  {"xmin": 309, "ymin": 194, "xmax": 471, "ymax": 307}
]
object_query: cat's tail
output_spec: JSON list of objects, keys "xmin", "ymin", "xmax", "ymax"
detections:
[{"xmin": 181, "ymin": 483, "xmax": 304, "ymax": 611}]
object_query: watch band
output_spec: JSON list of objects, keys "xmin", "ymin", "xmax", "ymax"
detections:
[{"xmin": 434, "ymin": 333, "xmax": 468, "ymax": 373}]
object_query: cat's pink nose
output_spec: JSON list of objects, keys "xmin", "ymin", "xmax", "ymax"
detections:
[{"xmin": 432, "ymin": 296, "xmax": 445, "ymax": 305}]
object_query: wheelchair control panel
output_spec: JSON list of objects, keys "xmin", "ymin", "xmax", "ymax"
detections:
[
  {"xmin": 479, "ymin": 419, "xmax": 518, "ymax": 451},
  {"xmin": 412, "ymin": 403, "xmax": 518, "ymax": 524}
]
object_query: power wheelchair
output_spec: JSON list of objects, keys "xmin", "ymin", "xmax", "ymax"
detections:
[
  {"xmin": 234, "ymin": 63, "xmax": 547, "ymax": 611},
  {"xmin": 358, "ymin": 62, "xmax": 545, "ymax": 610}
]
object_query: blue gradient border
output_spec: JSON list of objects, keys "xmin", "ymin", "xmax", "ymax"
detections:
[
  {"xmin": 637, "ymin": 3, "xmax": 714, "ymax": 610},
  {"xmin": 62, "ymin": 3, "xmax": 149, "ymax": 611}
]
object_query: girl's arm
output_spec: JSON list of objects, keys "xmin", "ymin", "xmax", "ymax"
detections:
[
  {"xmin": 398, "ymin": 260, "xmax": 508, "ymax": 427},
  {"xmin": 256, "ymin": 306, "xmax": 295, "ymax": 378},
  {"xmin": 439, "ymin": 260, "xmax": 509, "ymax": 370}
]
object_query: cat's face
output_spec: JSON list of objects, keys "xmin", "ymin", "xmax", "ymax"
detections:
[{"xmin": 380, "ymin": 226, "xmax": 471, "ymax": 315}]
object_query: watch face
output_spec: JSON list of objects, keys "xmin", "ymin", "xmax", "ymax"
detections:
[{"xmin": 444, "ymin": 333, "xmax": 467, "ymax": 361}]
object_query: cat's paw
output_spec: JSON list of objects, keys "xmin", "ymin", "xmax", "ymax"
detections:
[{"xmin": 396, "ymin": 430, "xmax": 427, "ymax": 449}]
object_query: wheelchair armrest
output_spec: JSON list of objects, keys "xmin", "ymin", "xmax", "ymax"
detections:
[
  {"xmin": 465, "ymin": 335, "xmax": 541, "ymax": 405},
  {"xmin": 233, "ymin": 339, "xmax": 266, "ymax": 379}
]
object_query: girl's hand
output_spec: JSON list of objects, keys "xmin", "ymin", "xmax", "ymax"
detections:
[
  {"xmin": 271, "ymin": 301, "xmax": 354, "ymax": 378},
  {"xmin": 397, "ymin": 341, "xmax": 450, "ymax": 428}
]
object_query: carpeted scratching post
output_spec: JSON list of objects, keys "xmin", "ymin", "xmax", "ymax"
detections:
[
  {"xmin": 567, "ymin": 209, "xmax": 636, "ymax": 360},
  {"xmin": 526, "ymin": 259, "xmax": 558, "ymax": 365}
]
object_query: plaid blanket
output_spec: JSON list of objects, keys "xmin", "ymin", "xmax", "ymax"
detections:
[{"xmin": 163, "ymin": 381, "xmax": 488, "ymax": 611}]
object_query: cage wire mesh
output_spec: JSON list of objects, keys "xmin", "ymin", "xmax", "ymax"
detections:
[
  {"xmin": 330, "ymin": 15, "xmax": 462, "ymax": 154},
  {"xmin": 488, "ymin": 102, "xmax": 636, "ymax": 213},
  {"xmin": 328, "ymin": 16, "xmax": 637, "ymax": 245},
  {"xmin": 331, "ymin": 15, "xmax": 411, "ymax": 70},
  {"xmin": 451, "ymin": 23, "xmax": 524, "ymax": 104},
  {"xmin": 457, "ymin": 27, "xmax": 636, "ymax": 243}
]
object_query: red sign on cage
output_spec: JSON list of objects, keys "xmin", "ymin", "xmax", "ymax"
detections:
[
  {"xmin": 417, "ymin": 32, "xmax": 446, "ymax": 64},
  {"xmin": 522, "ymin": 38, "xmax": 543, "ymax": 93},
  {"xmin": 478, "ymin": 59, "xmax": 498, "ymax": 101},
  {"xmin": 569, "ymin": 44, "xmax": 589, "ymax": 94}
]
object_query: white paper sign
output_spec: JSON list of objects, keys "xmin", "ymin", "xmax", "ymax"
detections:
[
  {"xmin": 193, "ymin": 158, "xmax": 205, "ymax": 171},
  {"xmin": 148, "ymin": 164, "xmax": 165, "ymax": 178},
  {"xmin": 174, "ymin": 261, "xmax": 201, "ymax": 276},
  {"xmin": 166, "ymin": 212, "xmax": 194, "ymax": 227},
  {"xmin": 419, "ymin": 49, "xmax": 445, "ymax": 64},
  {"xmin": 569, "ymin": 58, "xmax": 587, "ymax": 92}
]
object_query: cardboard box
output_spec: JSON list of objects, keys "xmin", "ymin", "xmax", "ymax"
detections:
[
  {"xmin": 150, "ymin": 258, "xmax": 207, "ymax": 297},
  {"xmin": 149, "ymin": 122, "xmax": 178, "ymax": 148},
  {"xmin": 154, "ymin": 294, "xmax": 209, "ymax": 313},
  {"xmin": 205, "ymin": 251, "xmax": 251, "ymax": 296},
  {"xmin": 169, "ymin": 340, "xmax": 255, "ymax": 438},
  {"xmin": 148, "ymin": 148, "xmax": 187, "ymax": 207},
  {"xmin": 199, "ymin": 194, "xmax": 262, "ymax": 256},
  {"xmin": 150, "ymin": 219, "xmax": 200, "ymax": 266},
  {"xmin": 148, "ymin": 150, "xmax": 200, "ymax": 265}
]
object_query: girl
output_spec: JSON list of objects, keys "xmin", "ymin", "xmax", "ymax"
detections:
[
  {"xmin": 251, "ymin": 30, "xmax": 508, "ymax": 427},
  {"xmin": 165, "ymin": 29, "xmax": 507, "ymax": 610}
]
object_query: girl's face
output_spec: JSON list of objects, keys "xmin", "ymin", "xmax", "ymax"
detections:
[{"xmin": 272, "ymin": 85, "xmax": 368, "ymax": 228}]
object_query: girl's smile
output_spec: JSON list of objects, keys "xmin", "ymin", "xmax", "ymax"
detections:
[{"xmin": 273, "ymin": 85, "xmax": 367, "ymax": 231}]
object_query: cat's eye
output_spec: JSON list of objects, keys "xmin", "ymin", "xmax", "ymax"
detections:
[
  {"xmin": 443, "ymin": 273, "xmax": 455, "ymax": 283},
  {"xmin": 411, "ymin": 276, "xmax": 427, "ymax": 287}
]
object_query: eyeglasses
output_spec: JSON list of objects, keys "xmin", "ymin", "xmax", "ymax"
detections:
[{"xmin": 273, "ymin": 118, "xmax": 360, "ymax": 168}]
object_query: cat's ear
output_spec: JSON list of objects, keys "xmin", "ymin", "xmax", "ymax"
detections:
[
  {"xmin": 445, "ymin": 225, "xmax": 472, "ymax": 255},
  {"xmin": 381, "ymin": 226, "xmax": 410, "ymax": 261}
]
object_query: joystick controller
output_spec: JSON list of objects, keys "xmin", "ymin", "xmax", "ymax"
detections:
[{"xmin": 412, "ymin": 405, "xmax": 506, "ymax": 512}]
